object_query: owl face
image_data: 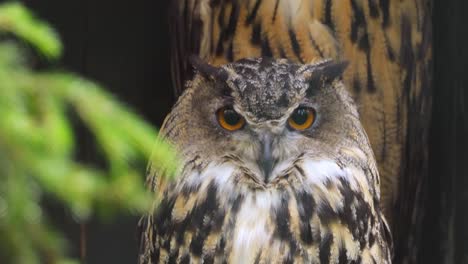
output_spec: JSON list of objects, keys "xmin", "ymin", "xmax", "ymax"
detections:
[
  {"xmin": 169, "ymin": 58, "xmax": 367, "ymax": 187},
  {"xmin": 148, "ymin": 58, "xmax": 391, "ymax": 263}
]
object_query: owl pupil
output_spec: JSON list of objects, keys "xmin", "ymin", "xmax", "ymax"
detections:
[
  {"xmin": 292, "ymin": 108, "xmax": 308, "ymax": 125},
  {"xmin": 224, "ymin": 109, "xmax": 240, "ymax": 125}
]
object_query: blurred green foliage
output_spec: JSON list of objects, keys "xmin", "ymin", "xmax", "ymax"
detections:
[{"xmin": 0, "ymin": 3, "xmax": 177, "ymax": 263}]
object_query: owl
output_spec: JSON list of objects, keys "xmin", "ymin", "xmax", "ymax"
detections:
[
  {"xmin": 167, "ymin": 1, "xmax": 432, "ymax": 261},
  {"xmin": 138, "ymin": 57, "xmax": 392, "ymax": 263}
]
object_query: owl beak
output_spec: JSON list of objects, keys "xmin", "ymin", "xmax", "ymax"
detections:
[{"xmin": 258, "ymin": 134, "xmax": 276, "ymax": 181}]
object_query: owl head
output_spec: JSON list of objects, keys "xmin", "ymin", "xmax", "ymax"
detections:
[{"xmin": 162, "ymin": 57, "xmax": 377, "ymax": 192}]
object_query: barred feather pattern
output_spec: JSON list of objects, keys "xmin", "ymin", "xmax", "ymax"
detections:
[{"xmin": 140, "ymin": 159, "xmax": 391, "ymax": 263}]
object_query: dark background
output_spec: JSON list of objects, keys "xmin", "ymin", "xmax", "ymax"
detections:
[
  {"xmin": 16, "ymin": 0, "xmax": 468, "ymax": 263},
  {"xmin": 421, "ymin": 1, "xmax": 468, "ymax": 263},
  {"xmin": 21, "ymin": 0, "xmax": 175, "ymax": 263}
]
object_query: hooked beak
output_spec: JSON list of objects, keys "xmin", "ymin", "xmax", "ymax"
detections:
[{"xmin": 257, "ymin": 134, "xmax": 276, "ymax": 181}]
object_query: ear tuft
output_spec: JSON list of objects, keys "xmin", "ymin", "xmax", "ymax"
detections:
[
  {"xmin": 189, "ymin": 55, "xmax": 229, "ymax": 82},
  {"xmin": 301, "ymin": 60, "xmax": 349, "ymax": 90}
]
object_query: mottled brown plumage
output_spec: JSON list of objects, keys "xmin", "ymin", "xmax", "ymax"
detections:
[
  {"xmin": 139, "ymin": 0, "xmax": 432, "ymax": 263},
  {"xmin": 166, "ymin": 2, "xmax": 432, "ymax": 262},
  {"xmin": 139, "ymin": 58, "xmax": 392, "ymax": 263},
  {"xmin": 168, "ymin": 0, "xmax": 431, "ymax": 226}
]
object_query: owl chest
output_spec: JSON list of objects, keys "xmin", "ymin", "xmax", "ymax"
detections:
[
  {"xmin": 229, "ymin": 192, "xmax": 279, "ymax": 263},
  {"xmin": 157, "ymin": 185, "xmax": 314, "ymax": 263},
  {"xmin": 154, "ymin": 163, "xmax": 389, "ymax": 263}
]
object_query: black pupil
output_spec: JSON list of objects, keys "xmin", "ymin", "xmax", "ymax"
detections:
[
  {"xmin": 292, "ymin": 108, "xmax": 309, "ymax": 125},
  {"xmin": 224, "ymin": 109, "xmax": 241, "ymax": 125}
]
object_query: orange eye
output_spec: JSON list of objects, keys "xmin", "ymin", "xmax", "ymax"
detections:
[
  {"xmin": 288, "ymin": 107, "xmax": 315, "ymax": 131},
  {"xmin": 217, "ymin": 107, "xmax": 245, "ymax": 131}
]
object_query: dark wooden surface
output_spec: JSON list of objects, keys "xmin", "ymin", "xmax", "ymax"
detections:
[{"xmin": 18, "ymin": 0, "xmax": 468, "ymax": 263}]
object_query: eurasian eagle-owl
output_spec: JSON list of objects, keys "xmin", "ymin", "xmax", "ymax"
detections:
[{"xmin": 138, "ymin": 58, "xmax": 392, "ymax": 263}]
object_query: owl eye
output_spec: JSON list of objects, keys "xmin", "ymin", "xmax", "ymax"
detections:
[
  {"xmin": 288, "ymin": 107, "xmax": 315, "ymax": 131},
  {"xmin": 217, "ymin": 107, "xmax": 245, "ymax": 131}
]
